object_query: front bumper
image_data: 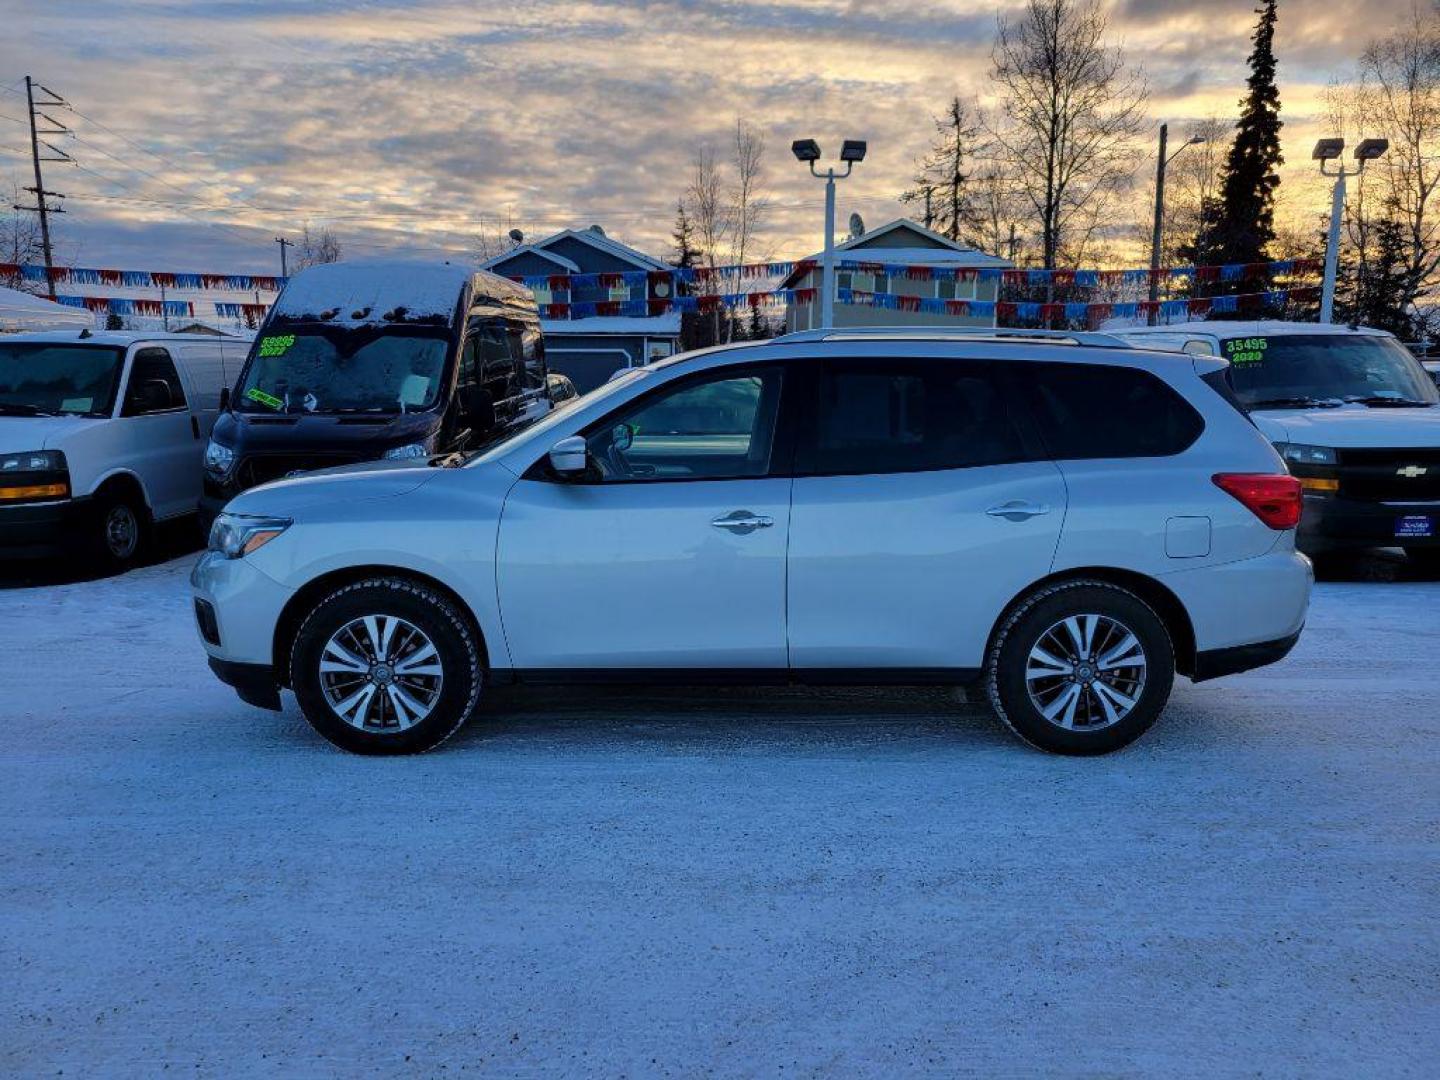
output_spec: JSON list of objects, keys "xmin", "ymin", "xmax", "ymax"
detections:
[
  {"xmin": 1299, "ymin": 494, "xmax": 1440, "ymax": 551},
  {"xmin": 0, "ymin": 496, "xmax": 93, "ymax": 558},
  {"xmin": 191, "ymin": 550, "xmax": 296, "ymax": 708}
]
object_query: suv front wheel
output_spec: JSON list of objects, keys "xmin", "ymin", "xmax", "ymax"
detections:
[
  {"xmin": 987, "ymin": 580, "xmax": 1175, "ymax": 755},
  {"xmin": 290, "ymin": 577, "xmax": 483, "ymax": 754}
]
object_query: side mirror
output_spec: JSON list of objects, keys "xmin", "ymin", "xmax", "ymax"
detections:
[
  {"xmin": 461, "ymin": 385, "xmax": 496, "ymax": 431},
  {"xmin": 218, "ymin": 386, "xmax": 231, "ymax": 412},
  {"xmin": 611, "ymin": 422, "xmax": 635, "ymax": 452},
  {"xmin": 548, "ymin": 435, "xmax": 589, "ymax": 475},
  {"xmin": 128, "ymin": 378, "xmax": 173, "ymax": 414}
]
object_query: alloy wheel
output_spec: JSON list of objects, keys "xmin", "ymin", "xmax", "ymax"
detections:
[
  {"xmin": 318, "ymin": 614, "xmax": 445, "ymax": 732},
  {"xmin": 1024, "ymin": 613, "xmax": 1148, "ymax": 731}
]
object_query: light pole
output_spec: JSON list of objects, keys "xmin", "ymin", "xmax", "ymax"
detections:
[
  {"xmin": 1315, "ymin": 137, "xmax": 1389, "ymax": 323},
  {"xmin": 792, "ymin": 138, "xmax": 867, "ymax": 329},
  {"xmin": 1147, "ymin": 123, "xmax": 1206, "ymax": 324}
]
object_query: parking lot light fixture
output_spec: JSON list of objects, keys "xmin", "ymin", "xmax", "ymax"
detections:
[
  {"xmin": 794, "ymin": 137, "xmax": 866, "ymax": 329},
  {"xmin": 1317, "ymin": 136, "xmax": 1388, "ymax": 323}
]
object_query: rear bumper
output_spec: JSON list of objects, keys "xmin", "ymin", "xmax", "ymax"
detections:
[
  {"xmin": 0, "ymin": 496, "xmax": 93, "ymax": 558},
  {"xmin": 208, "ymin": 657, "xmax": 282, "ymax": 711},
  {"xmin": 1300, "ymin": 494, "xmax": 1440, "ymax": 551},
  {"xmin": 1193, "ymin": 629, "xmax": 1303, "ymax": 682}
]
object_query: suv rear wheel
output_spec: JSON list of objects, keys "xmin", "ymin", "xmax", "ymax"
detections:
[
  {"xmin": 290, "ymin": 577, "xmax": 483, "ymax": 755},
  {"xmin": 987, "ymin": 580, "xmax": 1175, "ymax": 755}
]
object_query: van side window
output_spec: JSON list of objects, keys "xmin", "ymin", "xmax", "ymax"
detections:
[
  {"xmin": 797, "ymin": 359, "xmax": 1028, "ymax": 476},
  {"xmin": 520, "ymin": 327, "xmax": 546, "ymax": 391},
  {"xmin": 471, "ymin": 321, "xmax": 514, "ymax": 401},
  {"xmin": 1025, "ymin": 363, "xmax": 1204, "ymax": 459},
  {"xmin": 122, "ymin": 348, "xmax": 187, "ymax": 416}
]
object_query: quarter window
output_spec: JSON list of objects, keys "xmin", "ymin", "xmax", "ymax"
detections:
[
  {"xmin": 797, "ymin": 359, "xmax": 1027, "ymax": 476},
  {"xmin": 1025, "ymin": 363, "xmax": 1204, "ymax": 459},
  {"xmin": 583, "ymin": 368, "xmax": 784, "ymax": 482}
]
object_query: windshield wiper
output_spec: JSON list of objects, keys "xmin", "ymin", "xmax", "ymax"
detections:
[
  {"xmin": 1246, "ymin": 396, "xmax": 1342, "ymax": 409},
  {"xmin": 1343, "ymin": 395, "xmax": 1434, "ymax": 408},
  {"xmin": 0, "ymin": 402, "xmax": 59, "ymax": 417}
]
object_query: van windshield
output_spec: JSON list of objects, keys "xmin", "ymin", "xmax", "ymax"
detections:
[
  {"xmin": 0, "ymin": 343, "xmax": 125, "ymax": 417},
  {"xmin": 236, "ymin": 325, "xmax": 451, "ymax": 415},
  {"xmin": 1223, "ymin": 334, "xmax": 1439, "ymax": 409}
]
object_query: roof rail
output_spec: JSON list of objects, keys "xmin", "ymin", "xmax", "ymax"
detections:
[{"xmin": 773, "ymin": 325, "xmax": 1131, "ymax": 348}]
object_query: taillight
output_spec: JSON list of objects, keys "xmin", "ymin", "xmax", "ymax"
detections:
[{"xmin": 1212, "ymin": 473, "xmax": 1303, "ymax": 530}]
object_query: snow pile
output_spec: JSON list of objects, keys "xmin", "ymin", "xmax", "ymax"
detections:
[{"xmin": 0, "ymin": 286, "xmax": 95, "ymax": 332}]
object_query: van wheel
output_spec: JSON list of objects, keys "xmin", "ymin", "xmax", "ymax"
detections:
[
  {"xmin": 290, "ymin": 577, "xmax": 483, "ymax": 755},
  {"xmin": 92, "ymin": 490, "xmax": 149, "ymax": 568},
  {"xmin": 986, "ymin": 580, "xmax": 1175, "ymax": 755}
]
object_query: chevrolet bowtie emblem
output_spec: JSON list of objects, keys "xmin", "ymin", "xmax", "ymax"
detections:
[{"xmin": 1396, "ymin": 465, "xmax": 1428, "ymax": 478}]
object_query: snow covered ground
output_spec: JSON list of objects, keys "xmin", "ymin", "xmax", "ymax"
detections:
[{"xmin": 2, "ymin": 553, "xmax": 1437, "ymax": 1076}]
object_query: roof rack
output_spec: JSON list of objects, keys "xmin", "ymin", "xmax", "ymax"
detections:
[{"xmin": 774, "ymin": 325, "xmax": 1131, "ymax": 348}]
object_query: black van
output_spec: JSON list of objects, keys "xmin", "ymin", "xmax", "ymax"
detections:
[{"xmin": 203, "ymin": 262, "xmax": 549, "ymax": 516}]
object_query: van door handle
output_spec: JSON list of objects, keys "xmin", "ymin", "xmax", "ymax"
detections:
[
  {"xmin": 190, "ymin": 415, "xmax": 201, "ymax": 439},
  {"xmin": 711, "ymin": 510, "xmax": 774, "ymax": 535},
  {"xmin": 986, "ymin": 500, "xmax": 1051, "ymax": 521}
]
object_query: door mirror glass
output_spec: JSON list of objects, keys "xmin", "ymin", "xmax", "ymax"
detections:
[{"xmin": 549, "ymin": 435, "xmax": 589, "ymax": 475}]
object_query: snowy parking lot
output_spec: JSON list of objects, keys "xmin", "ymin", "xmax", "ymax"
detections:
[{"xmin": 2, "ymin": 551, "xmax": 1438, "ymax": 1076}]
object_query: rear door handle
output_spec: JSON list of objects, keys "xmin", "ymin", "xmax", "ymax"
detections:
[
  {"xmin": 986, "ymin": 500, "xmax": 1051, "ymax": 522},
  {"xmin": 712, "ymin": 510, "xmax": 774, "ymax": 535}
]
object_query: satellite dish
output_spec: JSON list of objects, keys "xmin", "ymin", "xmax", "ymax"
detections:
[
  {"xmin": 588, "ymin": 224, "xmax": 607, "ymax": 237},
  {"xmin": 848, "ymin": 213, "xmax": 865, "ymax": 240},
  {"xmin": 508, "ymin": 229, "xmax": 524, "ymax": 246}
]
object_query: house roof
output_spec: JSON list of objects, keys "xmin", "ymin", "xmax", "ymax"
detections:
[
  {"xmin": 779, "ymin": 218, "xmax": 1011, "ymax": 289},
  {"xmin": 481, "ymin": 227, "xmax": 670, "ymax": 274},
  {"xmin": 480, "ymin": 244, "xmax": 580, "ymax": 274}
]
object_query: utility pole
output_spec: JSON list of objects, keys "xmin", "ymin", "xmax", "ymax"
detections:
[
  {"xmin": 274, "ymin": 236, "xmax": 292, "ymax": 278},
  {"xmin": 1148, "ymin": 123, "xmax": 1206, "ymax": 325},
  {"xmin": 18, "ymin": 76, "xmax": 72, "ymax": 300}
]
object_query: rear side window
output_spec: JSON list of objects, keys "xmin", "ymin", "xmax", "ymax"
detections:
[
  {"xmin": 797, "ymin": 359, "xmax": 1028, "ymax": 476},
  {"xmin": 1025, "ymin": 363, "xmax": 1203, "ymax": 459}
]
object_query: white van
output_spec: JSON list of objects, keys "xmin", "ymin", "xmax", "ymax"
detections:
[
  {"xmin": 0, "ymin": 330, "xmax": 247, "ymax": 566},
  {"xmin": 1116, "ymin": 321, "xmax": 1440, "ymax": 567}
]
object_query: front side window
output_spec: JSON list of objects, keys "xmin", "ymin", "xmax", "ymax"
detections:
[
  {"xmin": 0, "ymin": 343, "xmax": 125, "ymax": 417},
  {"xmin": 122, "ymin": 349, "xmax": 187, "ymax": 416},
  {"xmin": 582, "ymin": 368, "xmax": 784, "ymax": 482},
  {"xmin": 236, "ymin": 325, "xmax": 450, "ymax": 415},
  {"xmin": 1220, "ymin": 333, "xmax": 1438, "ymax": 408},
  {"xmin": 797, "ymin": 359, "xmax": 1026, "ymax": 476},
  {"xmin": 1026, "ymin": 362, "xmax": 1204, "ymax": 459}
]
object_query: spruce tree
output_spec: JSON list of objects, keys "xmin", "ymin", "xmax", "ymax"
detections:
[
  {"xmin": 670, "ymin": 202, "xmax": 699, "ymax": 268},
  {"xmin": 1192, "ymin": 0, "xmax": 1284, "ymax": 267}
]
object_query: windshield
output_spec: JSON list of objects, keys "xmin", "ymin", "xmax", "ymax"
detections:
[
  {"xmin": 1223, "ymin": 334, "xmax": 1439, "ymax": 408},
  {"xmin": 0, "ymin": 343, "xmax": 125, "ymax": 417},
  {"xmin": 236, "ymin": 326, "xmax": 452, "ymax": 415}
]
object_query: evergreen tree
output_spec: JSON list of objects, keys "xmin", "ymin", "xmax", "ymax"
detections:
[
  {"xmin": 746, "ymin": 304, "xmax": 770, "ymax": 341},
  {"xmin": 670, "ymin": 201, "xmax": 699, "ymax": 268},
  {"xmin": 1191, "ymin": 0, "xmax": 1284, "ymax": 267},
  {"xmin": 1336, "ymin": 213, "xmax": 1415, "ymax": 336},
  {"xmin": 900, "ymin": 97, "xmax": 987, "ymax": 244}
]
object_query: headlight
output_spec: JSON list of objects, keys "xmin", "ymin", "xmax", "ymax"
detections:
[
  {"xmin": 382, "ymin": 442, "xmax": 429, "ymax": 461},
  {"xmin": 208, "ymin": 512, "xmax": 291, "ymax": 558},
  {"xmin": 0, "ymin": 449, "xmax": 65, "ymax": 473},
  {"xmin": 0, "ymin": 449, "xmax": 69, "ymax": 502},
  {"xmin": 204, "ymin": 440, "xmax": 236, "ymax": 477},
  {"xmin": 1278, "ymin": 443, "xmax": 1337, "ymax": 467}
]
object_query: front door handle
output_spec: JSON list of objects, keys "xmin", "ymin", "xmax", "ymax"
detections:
[
  {"xmin": 986, "ymin": 500, "xmax": 1051, "ymax": 522},
  {"xmin": 711, "ymin": 510, "xmax": 774, "ymax": 535}
]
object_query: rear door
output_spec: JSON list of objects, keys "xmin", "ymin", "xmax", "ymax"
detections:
[{"xmin": 786, "ymin": 356, "xmax": 1066, "ymax": 672}]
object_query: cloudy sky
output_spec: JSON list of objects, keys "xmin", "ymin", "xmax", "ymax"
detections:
[{"xmin": 0, "ymin": 0, "xmax": 1412, "ymax": 277}]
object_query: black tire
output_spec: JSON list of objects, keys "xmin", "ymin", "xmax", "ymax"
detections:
[
  {"xmin": 91, "ymin": 488, "xmax": 150, "ymax": 569},
  {"xmin": 289, "ymin": 577, "xmax": 483, "ymax": 755},
  {"xmin": 986, "ymin": 580, "xmax": 1175, "ymax": 756}
]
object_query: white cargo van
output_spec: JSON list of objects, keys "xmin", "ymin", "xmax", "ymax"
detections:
[
  {"xmin": 0, "ymin": 330, "xmax": 246, "ymax": 566},
  {"xmin": 1117, "ymin": 321, "xmax": 1440, "ymax": 568}
]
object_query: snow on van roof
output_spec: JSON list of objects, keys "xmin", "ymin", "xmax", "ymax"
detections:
[
  {"xmin": 1117, "ymin": 320, "xmax": 1393, "ymax": 338},
  {"xmin": 270, "ymin": 261, "xmax": 528, "ymax": 327}
]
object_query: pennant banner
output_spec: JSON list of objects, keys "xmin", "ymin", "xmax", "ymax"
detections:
[{"xmin": 6, "ymin": 264, "xmax": 286, "ymax": 292}]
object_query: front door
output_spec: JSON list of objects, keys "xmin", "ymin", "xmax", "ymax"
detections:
[
  {"xmin": 497, "ymin": 364, "xmax": 792, "ymax": 670},
  {"xmin": 115, "ymin": 347, "xmax": 197, "ymax": 519},
  {"xmin": 786, "ymin": 357, "xmax": 1066, "ymax": 672}
]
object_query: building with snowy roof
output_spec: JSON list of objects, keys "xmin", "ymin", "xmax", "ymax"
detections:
[
  {"xmin": 481, "ymin": 226, "xmax": 681, "ymax": 393},
  {"xmin": 779, "ymin": 219, "xmax": 1011, "ymax": 332}
]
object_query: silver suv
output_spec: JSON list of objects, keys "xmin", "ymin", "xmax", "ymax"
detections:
[{"xmin": 193, "ymin": 328, "xmax": 1313, "ymax": 756}]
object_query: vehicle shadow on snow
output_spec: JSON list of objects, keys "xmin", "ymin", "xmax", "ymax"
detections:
[
  {"xmin": 0, "ymin": 516, "xmax": 204, "ymax": 590},
  {"xmin": 1310, "ymin": 546, "xmax": 1440, "ymax": 583}
]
